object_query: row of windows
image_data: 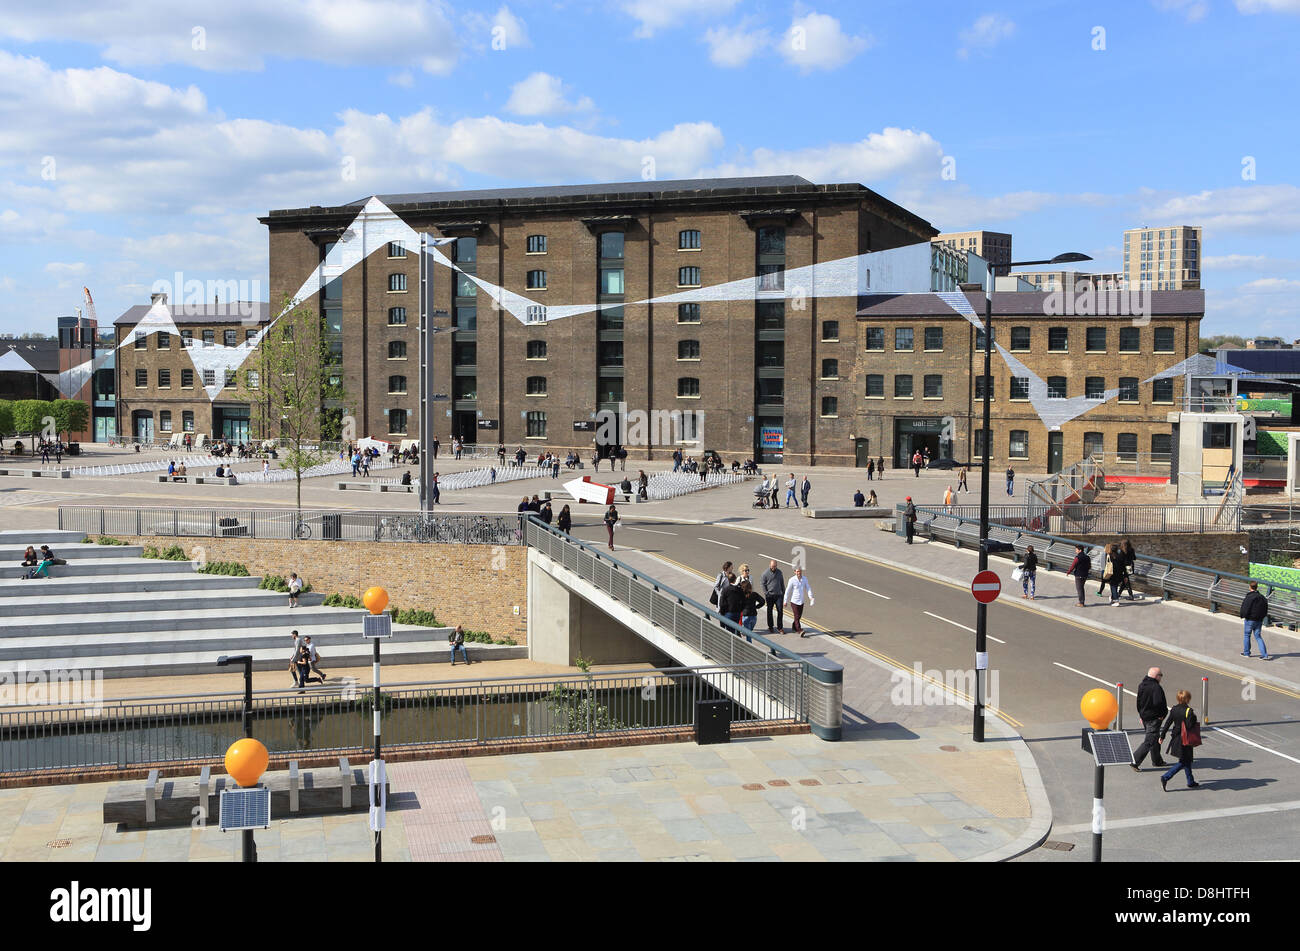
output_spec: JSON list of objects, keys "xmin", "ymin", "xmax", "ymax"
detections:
[
  {"xmin": 134, "ymin": 368, "xmax": 260, "ymax": 389},
  {"xmin": 516, "ymin": 377, "xmax": 703, "ymax": 398},
  {"xmin": 157, "ymin": 410, "xmax": 195, "ymax": 432},
  {"xmin": 861, "ymin": 374, "xmax": 1174, "ymax": 403},
  {"xmin": 132, "ymin": 329, "xmax": 258, "ymax": 350},
  {"xmin": 974, "ymin": 430, "xmax": 1173, "ymax": 460},
  {"xmin": 864, "ymin": 325, "xmax": 1177, "ymax": 353}
]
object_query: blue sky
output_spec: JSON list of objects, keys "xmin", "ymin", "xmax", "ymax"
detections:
[{"xmin": 1, "ymin": 0, "xmax": 1297, "ymax": 337}]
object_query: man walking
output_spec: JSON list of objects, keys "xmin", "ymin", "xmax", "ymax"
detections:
[
  {"xmin": 1240, "ymin": 581, "xmax": 1271, "ymax": 659},
  {"xmin": 783, "ymin": 567, "xmax": 815, "ymax": 638},
  {"xmin": 1006, "ymin": 465, "xmax": 1015, "ymax": 497},
  {"xmin": 289, "ymin": 630, "xmax": 304, "ymax": 687},
  {"xmin": 785, "ymin": 473, "xmax": 798, "ymax": 508},
  {"xmin": 432, "ymin": 437, "xmax": 439, "ymax": 460},
  {"xmin": 904, "ymin": 496, "xmax": 917, "ymax": 544},
  {"xmin": 1066, "ymin": 544, "xmax": 1092, "ymax": 607},
  {"xmin": 303, "ymin": 635, "xmax": 326, "ymax": 683},
  {"xmin": 1131, "ymin": 667, "xmax": 1169, "ymax": 772},
  {"xmin": 912, "ymin": 450, "xmax": 922, "ymax": 477},
  {"xmin": 761, "ymin": 559, "xmax": 785, "ymax": 634},
  {"xmin": 800, "ymin": 475, "xmax": 811, "ymax": 508},
  {"xmin": 943, "ymin": 485, "xmax": 954, "ymax": 513}
]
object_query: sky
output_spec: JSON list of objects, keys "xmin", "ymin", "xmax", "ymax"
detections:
[{"xmin": 0, "ymin": 0, "xmax": 1297, "ymax": 339}]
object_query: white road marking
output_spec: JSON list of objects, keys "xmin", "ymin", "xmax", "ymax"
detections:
[
  {"xmin": 1052, "ymin": 662, "xmax": 1135, "ymax": 696},
  {"xmin": 760, "ymin": 553, "xmax": 793, "ymax": 566},
  {"xmin": 925, "ymin": 611, "xmax": 1005, "ymax": 644},
  {"xmin": 1054, "ymin": 799, "xmax": 1300, "ymax": 835},
  {"xmin": 623, "ymin": 527, "xmax": 677, "ymax": 535},
  {"xmin": 1052, "ymin": 663, "xmax": 1297, "ymax": 764},
  {"xmin": 698, "ymin": 537, "xmax": 740, "ymax": 549},
  {"xmin": 828, "ymin": 576, "xmax": 890, "ymax": 600},
  {"xmin": 1210, "ymin": 726, "xmax": 1300, "ymax": 766}
]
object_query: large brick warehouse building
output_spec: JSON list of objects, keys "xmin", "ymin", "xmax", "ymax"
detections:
[
  {"xmin": 260, "ymin": 176, "xmax": 938, "ymax": 467},
  {"xmin": 222, "ymin": 174, "xmax": 1198, "ymax": 470}
]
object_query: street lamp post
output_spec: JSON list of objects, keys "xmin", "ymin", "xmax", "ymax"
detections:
[
  {"xmin": 216, "ymin": 654, "xmax": 255, "ymax": 861},
  {"xmin": 418, "ymin": 232, "xmax": 450, "ymax": 513},
  {"xmin": 971, "ymin": 251, "xmax": 1090, "ymax": 742}
]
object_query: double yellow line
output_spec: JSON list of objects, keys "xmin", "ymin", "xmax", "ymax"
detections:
[{"xmin": 648, "ymin": 550, "xmax": 1024, "ymax": 729}]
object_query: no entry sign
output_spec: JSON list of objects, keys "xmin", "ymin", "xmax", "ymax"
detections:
[{"xmin": 971, "ymin": 570, "xmax": 1001, "ymax": 604}]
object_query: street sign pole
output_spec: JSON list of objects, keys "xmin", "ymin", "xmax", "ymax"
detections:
[{"xmin": 373, "ymin": 634, "xmax": 381, "ymax": 862}]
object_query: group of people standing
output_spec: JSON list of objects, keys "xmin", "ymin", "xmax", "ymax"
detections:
[
  {"xmin": 1065, "ymin": 540, "xmax": 1139, "ymax": 607},
  {"xmin": 710, "ymin": 559, "xmax": 815, "ymax": 645}
]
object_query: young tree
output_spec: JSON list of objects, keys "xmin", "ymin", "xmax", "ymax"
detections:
[
  {"xmin": 12, "ymin": 399, "xmax": 54, "ymax": 436},
  {"xmin": 234, "ymin": 294, "xmax": 344, "ymax": 515},
  {"xmin": 52, "ymin": 399, "xmax": 90, "ymax": 441}
]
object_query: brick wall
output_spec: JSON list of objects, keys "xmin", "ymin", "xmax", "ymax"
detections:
[
  {"xmin": 114, "ymin": 535, "xmax": 528, "ymax": 641},
  {"xmin": 1062, "ymin": 531, "xmax": 1249, "ymax": 576}
]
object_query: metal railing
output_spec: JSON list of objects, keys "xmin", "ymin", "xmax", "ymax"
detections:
[
  {"xmin": 524, "ymin": 517, "xmax": 842, "ymax": 739},
  {"xmin": 58, "ymin": 506, "xmax": 527, "ymax": 545},
  {"xmin": 934, "ymin": 502, "xmax": 1241, "ymax": 533},
  {"xmin": 1095, "ymin": 452, "xmax": 1288, "ymax": 482},
  {"xmin": 0, "ymin": 665, "xmax": 803, "ymax": 775},
  {"xmin": 901, "ymin": 504, "xmax": 1300, "ymax": 625}
]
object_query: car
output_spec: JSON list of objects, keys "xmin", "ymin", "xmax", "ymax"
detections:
[{"xmin": 927, "ymin": 457, "xmax": 969, "ymax": 470}]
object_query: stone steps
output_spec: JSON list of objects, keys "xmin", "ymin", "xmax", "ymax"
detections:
[
  {"xmin": 0, "ymin": 572, "xmax": 262, "ymax": 599},
  {"xmin": 0, "ymin": 543, "xmax": 146, "ymax": 561}
]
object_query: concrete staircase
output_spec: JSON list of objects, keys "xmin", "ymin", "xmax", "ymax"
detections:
[{"xmin": 0, "ymin": 530, "xmax": 522, "ymax": 679}]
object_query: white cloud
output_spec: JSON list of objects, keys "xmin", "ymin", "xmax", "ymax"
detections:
[
  {"xmin": 1153, "ymin": 0, "xmax": 1210, "ymax": 21},
  {"xmin": 43, "ymin": 262, "xmax": 86, "ymax": 276},
  {"xmin": 389, "ymin": 70, "xmax": 414, "ymax": 88},
  {"xmin": 701, "ymin": 127, "xmax": 943, "ymax": 184},
  {"xmin": 704, "ymin": 23, "xmax": 772, "ymax": 67},
  {"xmin": 505, "ymin": 73, "xmax": 596, "ymax": 117},
  {"xmin": 1236, "ymin": 0, "xmax": 1300, "ymax": 11},
  {"xmin": 778, "ymin": 12, "xmax": 872, "ymax": 72},
  {"xmin": 1239, "ymin": 277, "xmax": 1300, "ymax": 290},
  {"xmin": 1140, "ymin": 185, "xmax": 1300, "ymax": 234},
  {"xmin": 958, "ymin": 13, "xmax": 1016, "ymax": 58},
  {"xmin": 623, "ymin": 0, "xmax": 740, "ymax": 38},
  {"xmin": 491, "ymin": 5, "xmax": 531, "ymax": 47},
  {"xmin": 0, "ymin": 0, "xmax": 461, "ymax": 74}
]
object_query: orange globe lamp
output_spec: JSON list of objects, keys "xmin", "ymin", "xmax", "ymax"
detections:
[
  {"xmin": 363, "ymin": 586, "xmax": 389, "ymax": 615},
  {"xmin": 1080, "ymin": 688, "xmax": 1118, "ymax": 731},
  {"xmin": 224, "ymin": 738, "xmax": 269, "ymax": 788}
]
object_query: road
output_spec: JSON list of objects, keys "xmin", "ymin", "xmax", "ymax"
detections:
[{"xmin": 566, "ymin": 514, "xmax": 1300, "ymax": 861}]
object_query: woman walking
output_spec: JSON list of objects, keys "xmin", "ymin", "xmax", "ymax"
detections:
[
  {"xmin": 603, "ymin": 503, "xmax": 619, "ymax": 550},
  {"xmin": 1100, "ymin": 543, "xmax": 1122, "ymax": 605},
  {"xmin": 1158, "ymin": 689, "xmax": 1202, "ymax": 791},
  {"xmin": 1118, "ymin": 539, "xmax": 1138, "ymax": 600},
  {"xmin": 557, "ymin": 504, "xmax": 572, "ymax": 534},
  {"xmin": 711, "ymin": 561, "xmax": 734, "ymax": 608},
  {"xmin": 1020, "ymin": 545, "xmax": 1038, "ymax": 600}
]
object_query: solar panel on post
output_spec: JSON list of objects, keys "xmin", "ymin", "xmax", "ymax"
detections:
[
  {"xmin": 219, "ymin": 787, "xmax": 271, "ymax": 831},
  {"xmin": 1087, "ymin": 729, "xmax": 1134, "ymax": 767}
]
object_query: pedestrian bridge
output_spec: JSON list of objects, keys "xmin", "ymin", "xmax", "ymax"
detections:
[{"xmin": 524, "ymin": 520, "xmax": 843, "ymax": 740}]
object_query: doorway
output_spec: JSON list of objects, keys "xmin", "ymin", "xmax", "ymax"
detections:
[
  {"xmin": 132, "ymin": 411, "xmax": 153, "ymax": 443},
  {"xmin": 854, "ymin": 438, "xmax": 871, "ymax": 467},
  {"xmin": 1047, "ymin": 431, "xmax": 1063, "ymax": 474}
]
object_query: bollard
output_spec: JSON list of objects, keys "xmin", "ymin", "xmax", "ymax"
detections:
[
  {"xmin": 339, "ymin": 757, "xmax": 352, "ymax": 809},
  {"xmin": 289, "ymin": 760, "xmax": 300, "ymax": 813},
  {"xmin": 1115, "ymin": 683, "xmax": 1124, "ymax": 731},
  {"xmin": 1202, "ymin": 677, "xmax": 1210, "ymax": 726},
  {"xmin": 198, "ymin": 766, "xmax": 211, "ymax": 824},
  {"xmin": 144, "ymin": 769, "xmax": 160, "ymax": 824}
]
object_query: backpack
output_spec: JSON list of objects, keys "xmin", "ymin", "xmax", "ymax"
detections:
[{"xmin": 1180, "ymin": 708, "xmax": 1202, "ymax": 748}]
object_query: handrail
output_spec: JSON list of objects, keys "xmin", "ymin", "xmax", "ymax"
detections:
[
  {"xmin": 904, "ymin": 504, "xmax": 1300, "ymax": 606},
  {"xmin": 522, "ymin": 514, "xmax": 804, "ymax": 663}
]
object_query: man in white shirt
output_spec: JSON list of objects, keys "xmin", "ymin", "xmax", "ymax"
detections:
[
  {"xmin": 287, "ymin": 572, "xmax": 303, "ymax": 608},
  {"xmin": 785, "ymin": 474, "xmax": 798, "ymax": 508},
  {"xmin": 783, "ymin": 567, "xmax": 814, "ymax": 637}
]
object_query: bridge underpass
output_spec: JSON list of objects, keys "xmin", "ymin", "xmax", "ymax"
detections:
[{"xmin": 524, "ymin": 520, "xmax": 843, "ymax": 740}]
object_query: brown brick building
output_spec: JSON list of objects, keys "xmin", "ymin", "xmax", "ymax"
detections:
[
  {"xmin": 853, "ymin": 291, "xmax": 1203, "ymax": 471},
  {"xmin": 260, "ymin": 176, "xmax": 937, "ymax": 465},
  {"xmin": 114, "ymin": 301, "xmax": 271, "ymax": 444}
]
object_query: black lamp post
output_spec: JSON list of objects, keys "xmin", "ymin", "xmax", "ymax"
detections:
[
  {"xmin": 971, "ymin": 251, "xmax": 1091, "ymax": 742},
  {"xmin": 216, "ymin": 654, "xmax": 256, "ymax": 861}
]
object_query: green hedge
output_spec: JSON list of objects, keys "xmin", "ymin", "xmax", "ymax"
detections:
[
  {"xmin": 259, "ymin": 575, "xmax": 312, "ymax": 593},
  {"xmin": 197, "ymin": 561, "xmax": 250, "ymax": 576},
  {"xmin": 1255, "ymin": 431, "xmax": 1289, "ymax": 456},
  {"xmin": 82, "ymin": 535, "xmax": 129, "ymax": 546},
  {"xmin": 1248, "ymin": 562, "xmax": 1300, "ymax": 590},
  {"xmin": 142, "ymin": 544, "xmax": 189, "ymax": 561}
]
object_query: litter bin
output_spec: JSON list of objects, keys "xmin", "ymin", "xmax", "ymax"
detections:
[
  {"xmin": 322, "ymin": 513, "xmax": 342, "ymax": 540},
  {"xmin": 695, "ymin": 699, "xmax": 731, "ymax": 745},
  {"xmin": 67, "ymin": 443, "xmax": 81, "ymax": 456}
]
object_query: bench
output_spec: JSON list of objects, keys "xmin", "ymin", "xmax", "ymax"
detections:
[
  {"xmin": 156, "ymin": 475, "xmax": 188, "ymax": 482},
  {"xmin": 217, "ymin": 520, "xmax": 248, "ymax": 537},
  {"xmin": 1209, "ymin": 577, "xmax": 1253, "ymax": 614},
  {"xmin": 1161, "ymin": 566, "xmax": 1215, "ymax": 604},
  {"xmin": 102, "ymin": 756, "xmax": 384, "ymax": 828},
  {"xmin": 335, "ymin": 481, "xmax": 413, "ymax": 492},
  {"xmin": 803, "ymin": 507, "xmax": 891, "ymax": 519},
  {"xmin": 196, "ymin": 476, "xmax": 238, "ymax": 485},
  {"xmin": 0, "ymin": 468, "xmax": 69, "ymax": 478}
]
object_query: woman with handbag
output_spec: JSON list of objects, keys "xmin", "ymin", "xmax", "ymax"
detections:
[
  {"xmin": 1158, "ymin": 689, "xmax": 1201, "ymax": 791},
  {"xmin": 1118, "ymin": 539, "xmax": 1138, "ymax": 600},
  {"xmin": 710, "ymin": 561, "xmax": 733, "ymax": 608}
]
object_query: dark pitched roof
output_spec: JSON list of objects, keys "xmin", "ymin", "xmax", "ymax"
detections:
[
  {"xmin": 0, "ymin": 339, "xmax": 60, "ymax": 372},
  {"xmin": 347, "ymin": 176, "xmax": 814, "ymax": 208},
  {"xmin": 856, "ymin": 290, "xmax": 1205, "ymax": 318},
  {"xmin": 113, "ymin": 302, "xmax": 271, "ymax": 326}
]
